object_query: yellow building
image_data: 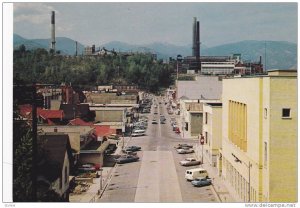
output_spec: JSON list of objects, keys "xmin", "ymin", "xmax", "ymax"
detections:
[
  {"xmin": 202, "ymin": 102, "xmax": 222, "ymax": 169},
  {"xmin": 221, "ymin": 70, "xmax": 297, "ymax": 202}
]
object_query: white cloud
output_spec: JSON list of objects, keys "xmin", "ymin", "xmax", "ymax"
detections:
[{"xmin": 14, "ymin": 3, "xmax": 57, "ymax": 25}]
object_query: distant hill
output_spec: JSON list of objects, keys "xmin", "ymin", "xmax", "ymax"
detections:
[
  {"xmin": 14, "ymin": 34, "xmax": 297, "ymax": 70},
  {"xmin": 13, "ymin": 34, "xmax": 85, "ymax": 55},
  {"xmin": 201, "ymin": 40, "xmax": 297, "ymax": 70},
  {"xmin": 102, "ymin": 40, "xmax": 297, "ymax": 69}
]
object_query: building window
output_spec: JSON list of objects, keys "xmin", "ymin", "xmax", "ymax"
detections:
[
  {"xmin": 264, "ymin": 108, "xmax": 267, "ymax": 119},
  {"xmin": 185, "ymin": 122, "xmax": 188, "ymax": 131},
  {"xmin": 282, "ymin": 108, "xmax": 291, "ymax": 118},
  {"xmin": 264, "ymin": 142, "xmax": 267, "ymax": 168},
  {"xmin": 205, "ymin": 112, "xmax": 208, "ymax": 124},
  {"xmin": 228, "ymin": 100, "xmax": 247, "ymax": 151}
]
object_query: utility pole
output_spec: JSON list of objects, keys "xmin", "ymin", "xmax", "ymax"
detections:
[{"xmin": 31, "ymin": 83, "xmax": 37, "ymax": 201}]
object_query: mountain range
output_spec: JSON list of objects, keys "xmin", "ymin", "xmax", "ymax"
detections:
[{"xmin": 14, "ymin": 34, "xmax": 297, "ymax": 70}]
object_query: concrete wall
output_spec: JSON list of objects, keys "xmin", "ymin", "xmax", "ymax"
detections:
[
  {"xmin": 222, "ymin": 75, "xmax": 297, "ymax": 202},
  {"xmin": 95, "ymin": 110, "xmax": 123, "ymax": 122},
  {"xmin": 263, "ymin": 77, "xmax": 297, "ymax": 202},
  {"xmin": 203, "ymin": 103, "xmax": 222, "ymax": 167},
  {"xmin": 190, "ymin": 113, "xmax": 202, "ymax": 136},
  {"xmin": 222, "ymin": 77, "xmax": 263, "ymax": 202}
]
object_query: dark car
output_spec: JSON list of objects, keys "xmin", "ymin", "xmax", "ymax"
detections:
[
  {"xmin": 115, "ymin": 155, "xmax": 139, "ymax": 164},
  {"xmin": 152, "ymin": 119, "xmax": 158, "ymax": 124},
  {"xmin": 191, "ymin": 177, "xmax": 212, "ymax": 187},
  {"xmin": 125, "ymin": 146, "xmax": 141, "ymax": 152}
]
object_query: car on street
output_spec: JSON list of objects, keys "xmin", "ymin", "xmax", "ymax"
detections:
[
  {"xmin": 124, "ymin": 146, "xmax": 142, "ymax": 152},
  {"xmin": 78, "ymin": 163, "xmax": 100, "ymax": 172},
  {"xmin": 132, "ymin": 129, "xmax": 146, "ymax": 134},
  {"xmin": 179, "ymin": 158, "xmax": 201, "ymax": 166},
  {"xmin": 121, "ymin": 149, "xmax": 137, "ymax": 155},
  {"xmin": 115, "ymin": 155, "xmax": 139, "ymax": 164},
  {"xmin": 191, "ymin": 177, "xmax": 212, "ymax": 187},
  {"xmin": 152, "ymin": 119, "xmax": 158, "ymax": 124},
  {"xmin": 131, "ymin": 132, "xmax": 145, "ymax": 137},
  {"xmin": 176, "ymin": 148, "xmax": 194, "ymax": 154},
  {"xmin": 174, "ymin": 144, "xmax": 193, "ymax": 149}
]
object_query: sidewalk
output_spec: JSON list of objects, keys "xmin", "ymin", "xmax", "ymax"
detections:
[
  {"xmin": 194, "ymin": 144, "xmax": 235, "ymax": 203},
  {"xmin": 69, "ymin": 136, "xmax": 131, "ymax": 202}
]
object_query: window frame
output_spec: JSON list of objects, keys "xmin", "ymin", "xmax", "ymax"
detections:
[{"xmin": 282, "ymin": 108, "xmax": 291, "ymax": 118}]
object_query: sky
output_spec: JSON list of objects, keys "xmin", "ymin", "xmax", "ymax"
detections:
[{"xmin": 13, "ymin": 2, "xmax": 298, "ymax": 47}]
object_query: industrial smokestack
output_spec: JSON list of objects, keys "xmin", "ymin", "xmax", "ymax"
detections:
[
  {"xmin": 75, "ymin": 41, "xmax": 78, "ymax": 56},
  {"xmin": 196, "ymin": 21, "xmax": 201, "ymax": 72},
  {"xmin": 51, "ymin": 11, "xmax": 56, "ymax": 52},
  {"xmin": 259, "ymin": 56, "xmax": 262, "ymax": 64},
  {"xmin": 196, "ymin": 21, "xmax": 200, "ymax": 58},
  {"xmin": 192, "ymin": 17, "xmax": 197, "ymax": 57}
]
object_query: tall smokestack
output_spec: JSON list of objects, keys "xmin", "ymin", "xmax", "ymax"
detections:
[
  {"xmin": 75, "ymin": 41, "xmax": 78, "ymax": 56},
  {"xmin": 192, "ymin": 17, "xmax": 197, "ymax": 57},
  {"xmin": 51, "ymin": 11, "xmax": 56, "ymax": 52},
  {"xmin": 196, "ymin": 21, "xmax": 200, "ymax": 72}
]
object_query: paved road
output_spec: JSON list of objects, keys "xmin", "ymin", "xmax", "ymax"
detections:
[{"xmin": 99, "ymin": 96, "xmax": 217, "ymax": 202}]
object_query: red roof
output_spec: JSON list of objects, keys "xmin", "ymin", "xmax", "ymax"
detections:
[
  {"xmin": 93, "ymin": 125, "xmax": 116, "ymax": 137},
  {"xmin": 18, "ymin": 105, "xmax": 63, "ymax": 120},
  {"xmin": 37, "ymin": 109, "xmax": 64, "ymax": 119},
  {"xmin": 19, "ymin": 104, "xmax": 32, "ymax": 118},
  {"xmin": 68, "ymin": 118, "xmax": 93, "ymax": 126}
]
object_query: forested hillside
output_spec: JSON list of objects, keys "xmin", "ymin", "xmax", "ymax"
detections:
[{"xmin": 13, "ymin": 45, "xmax": 174, "ymax": 92}]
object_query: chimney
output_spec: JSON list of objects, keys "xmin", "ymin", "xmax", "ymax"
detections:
[
  {"xmin": 259, "ymin": 56, "xmax": 262, "ymax": 64},
  {"xmin": 50, "ymin": 11, "xmax": 56, "ymax": 52},
  {"xmin": 192, "ymin": 17, "xmax": 197, "ymax": 57},
  {"xmin": 75, "ymin": 41, "xmax": 78, "ymax": 56},
  {"xmin": 196, "ymin": 21, "xmax": 200, "ymax": 73}
]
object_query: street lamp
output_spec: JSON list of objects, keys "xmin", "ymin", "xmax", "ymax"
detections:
[{"xmin": 232, "ymin": 153, "xmax": 252, "ymax": 202}]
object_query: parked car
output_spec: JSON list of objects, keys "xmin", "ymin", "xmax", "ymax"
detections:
[
  {"xmin": 185, "ymin": 168, "xmax": 208, "ymax": 181},
  {"xmin": 179, "ymin": 158, "xmax": 201, "ymax": 166},
  {"xmin": 131, "ymin": 132, "xmax": 145, "ymax": 137},
  {"xmin": 78, "ymin": 163, "xmax": 100, "ymax": 172},
  {"xmin": 115, "ymin": 155, "xmax": 139, "ymax": 164},
  {"xmin": 133, "ymin": 129, "xmax": 146, "ymax": 134},
  {"xmin": 152, "ymin": 119, "xmax": 158, "ymax": 124},
  {"xmin": 122, "ymin": 149, "xmax": 138, "ymax": 155},
  {"xmin": 174, "ymin": 144, "xmax": 193, "ymax": 149},
  {"xmin": 125, "ymin": 146, "xmax": 141, "ymax": 152},
  {"xmin": 191, "ymin": 177, "xmax": 212, "ymax": 187},
  {"xmin": 176, "ymin": 148, "xmax": 194, "ymax": 154}
]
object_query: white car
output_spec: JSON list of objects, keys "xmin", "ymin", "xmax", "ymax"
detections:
[
  {"xmin": 176, "ymin": 148, "xmax": 194, "ymax": 154},
  {"xmin": 179, "ymin": 158, "xmax": 201, "ymax": 166}
]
